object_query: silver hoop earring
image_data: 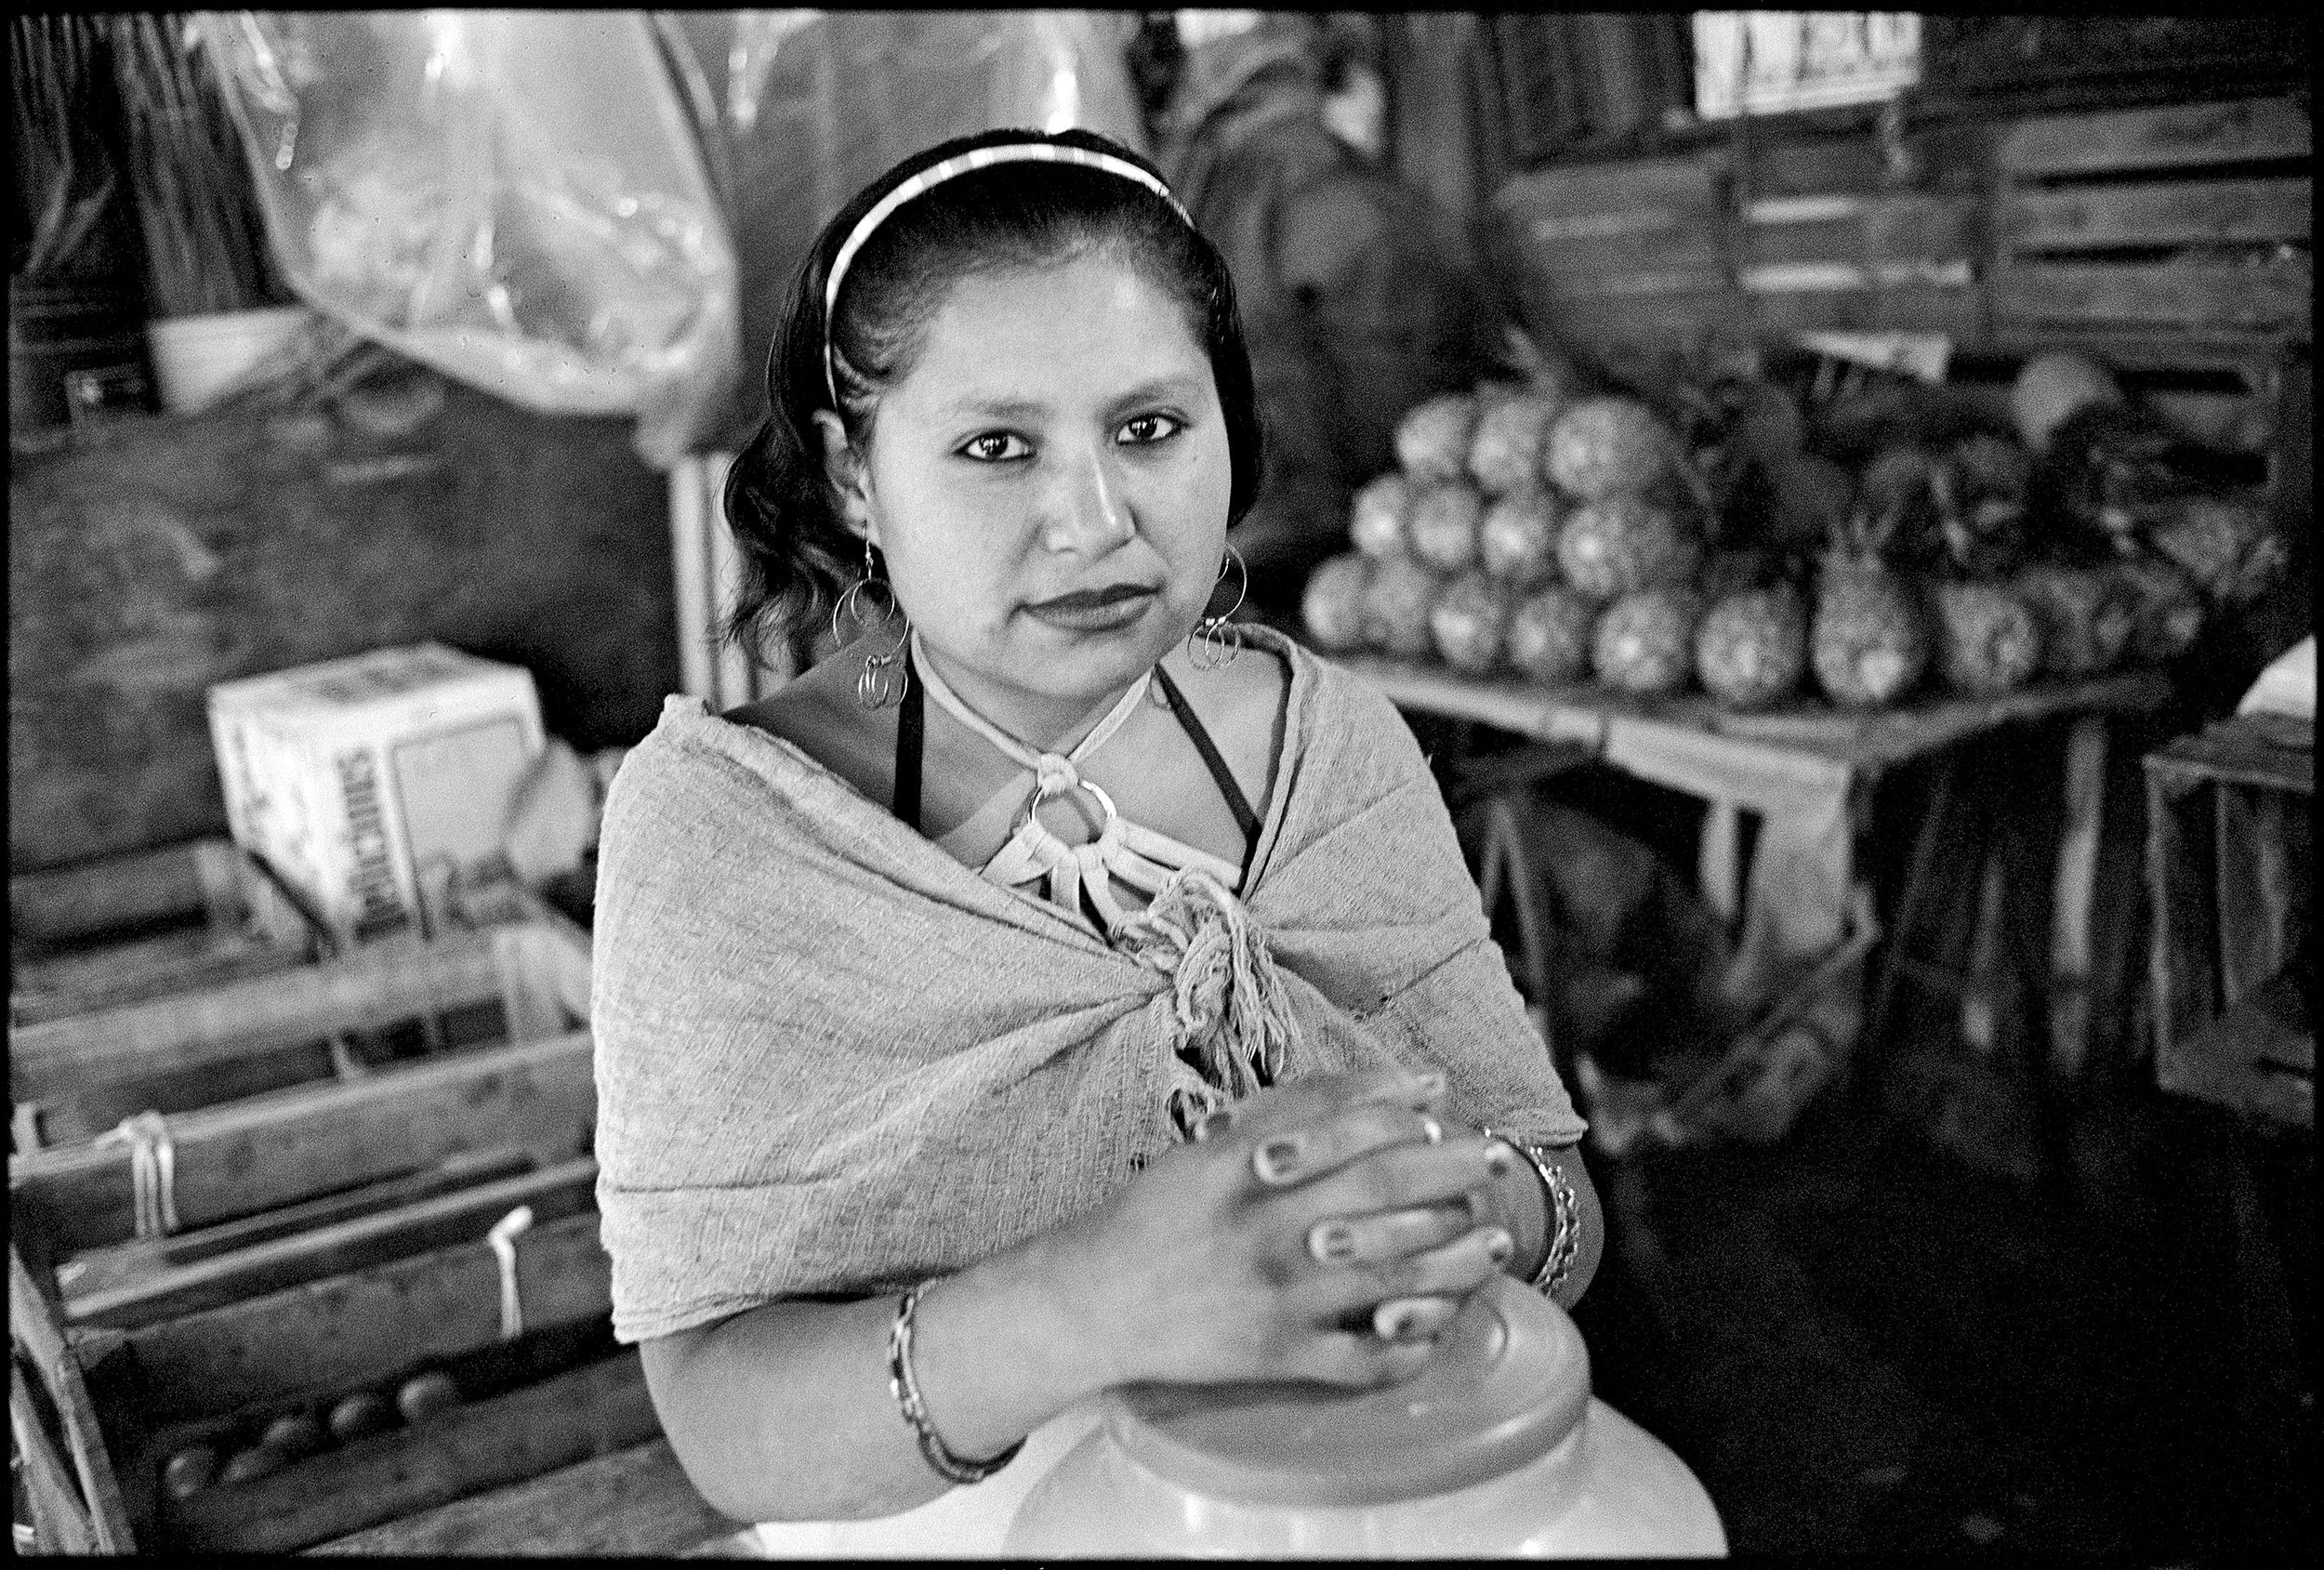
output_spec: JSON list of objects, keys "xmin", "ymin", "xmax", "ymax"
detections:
[
  {"xmin": 836, "ymin": 540, "xmax": 910, "ymax": 710},
  {"xmin": 831, "ymin": 539, "xmax": 897, "ymax": 648},
  {"xmin": 1186, "ymin": 546, "xmax": 1247, "ymax": 670},
  {"xmin": 856, "ymin": 624, "xmax": 910, "ymax": 710}
]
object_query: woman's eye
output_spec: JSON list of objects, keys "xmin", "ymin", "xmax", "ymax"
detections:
[
  {"xmin": 959, "ymin": 431, "xmax": 1031, "ymax": 463},
  {"xmin": 1117, "ymin": 413, "xmax": 1184, "ymax": 447}
]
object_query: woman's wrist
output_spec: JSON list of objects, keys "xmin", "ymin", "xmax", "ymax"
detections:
[
  {"xmin": 1474, "ymin": 1128, "xmax": 1554, "ymax": 1286},
  {"xmin": 903, "ymin": 1234, "xmax": 1112, "ymax": 1474}
]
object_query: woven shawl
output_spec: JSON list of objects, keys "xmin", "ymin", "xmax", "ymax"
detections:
[{"xmin": 590, "ymin": 628, "xmax": 1585, "ymax": 1343}]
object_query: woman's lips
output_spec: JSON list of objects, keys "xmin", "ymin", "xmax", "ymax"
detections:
[{"xmin": 1024, "ymin": 583, "xmax": 1158, "ymax": 630}]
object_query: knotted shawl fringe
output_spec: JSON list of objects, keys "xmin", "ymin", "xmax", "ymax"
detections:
[{"xmin": 1112, "ymin": 868, "xmax": 1297, "ymax": 1141}]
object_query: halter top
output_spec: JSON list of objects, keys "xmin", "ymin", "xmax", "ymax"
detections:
[{"xmin": 893, "ymin": 634, "xmax": 1262, "ymax": 934}]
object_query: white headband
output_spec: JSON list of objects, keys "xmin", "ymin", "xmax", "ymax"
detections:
[{"xmin": 822, "ymin": 142, "xmax": 1194, "ymax": 408}]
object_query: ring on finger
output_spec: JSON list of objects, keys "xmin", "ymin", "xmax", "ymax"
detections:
[{"xmin": 1419, "ymin": 1114, "xmax": 1443, "ymax": 1146}]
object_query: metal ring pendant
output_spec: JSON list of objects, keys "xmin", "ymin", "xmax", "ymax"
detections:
[{"xmin": 1012, "ymin": 772, "xmax": 1119, "ymax": 839}]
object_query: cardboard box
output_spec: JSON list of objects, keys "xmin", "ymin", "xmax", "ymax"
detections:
[{"xmin": 207, "ymin": 644, "xmax": 545, "ymax": 943}]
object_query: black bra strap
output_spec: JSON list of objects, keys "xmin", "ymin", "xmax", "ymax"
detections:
[
  {"xmin": 1152, "ymin": 666, "xmax": 1262, "ymax": 851},
  {"xmin": 891, "ymin": 645, "xmax": 924, "ymax": 831}
]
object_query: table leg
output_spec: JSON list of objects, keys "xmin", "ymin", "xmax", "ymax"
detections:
[
  {"xmin": 1699, "ymin": 798, "xmax": 1743, "ymax": 930},
  {"xmin": 2048, "ymin": 716, "xmax": 2110, "ymax": 1082},
  {"xmin": 1866, "ymin": 755, "xmax": 1956, "ymax": 1062}
]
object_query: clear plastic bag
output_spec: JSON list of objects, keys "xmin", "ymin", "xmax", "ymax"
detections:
[{"xmin": 191, "ymin": 11, "xmax": 739, "ymax": 468}]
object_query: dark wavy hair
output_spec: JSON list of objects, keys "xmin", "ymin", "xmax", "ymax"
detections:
[{"xmin": 720, "ymin": 126, "xmax": 1264, "ymax": 667}]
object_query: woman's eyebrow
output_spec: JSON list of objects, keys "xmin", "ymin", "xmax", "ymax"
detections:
[
  {"xmin": 944, "ymin": 394, "xmax": 1050, "ymax": 421},
  {"xmin": 941, "ymin": 376, "xmax": 1206, "ymax": 423}
]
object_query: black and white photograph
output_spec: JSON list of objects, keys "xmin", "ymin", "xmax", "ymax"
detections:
[{"xmin": 8, "ymin": 9, "xmax": 2310, "ymax": 1561}]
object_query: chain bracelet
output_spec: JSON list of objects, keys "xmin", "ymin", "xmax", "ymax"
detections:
[
  {"xmin": 1481, "ymin": 1127, "xmax": 1580, "ymax": 1299},
  {"xmin": 885, "ymin": 1283, "xmax": 1024, "ymax": 1485}
]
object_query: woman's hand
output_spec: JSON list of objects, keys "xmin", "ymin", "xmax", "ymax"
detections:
[{"xmin": 1038, "ymin": 1065, "xmax": 1513, "ymax": 1394}]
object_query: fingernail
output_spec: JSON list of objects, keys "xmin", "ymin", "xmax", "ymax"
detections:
[
  {"xmin": 1486, "ymin": 1229, "xmax": 1515, "ymax": 1264},
  {"xmin": 1253, "ymin": 1139, "xmax": 1302, "ymax": 1184},
  {"xmin": 1308, "ymin": 1221, "xmax": 1357, "ymax": 1263},
  {"xmin": 1486, "ymin": 1143, "xmax": 1513, "ymax": 1178},
  {"xmin": 1375, "ymin": 1301, "xmax": 1419, "ymax": 1341},
  {"xmin": 1192, "ymin": 1107, "xmax": 1234, "ymax": 1144}
]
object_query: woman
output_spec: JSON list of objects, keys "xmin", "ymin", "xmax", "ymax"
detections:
[{"xmin": 591, "ymin": 127, "xmax": 1599, "ymax": 1537}]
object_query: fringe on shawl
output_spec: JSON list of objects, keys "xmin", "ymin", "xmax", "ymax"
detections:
[{"xmin": 1111, "ymin": 868, "xmax": 1299, "ymax": 1141}]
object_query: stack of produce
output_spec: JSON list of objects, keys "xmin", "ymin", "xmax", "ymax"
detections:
[{"xmin": 1301, "ymin": 341, "xmax": 2280, "ymax": 714}]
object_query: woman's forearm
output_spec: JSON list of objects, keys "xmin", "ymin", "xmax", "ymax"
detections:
[{"xmin": 640, "ymin": 1228, "xmax": 1103, "ymax": 1524}]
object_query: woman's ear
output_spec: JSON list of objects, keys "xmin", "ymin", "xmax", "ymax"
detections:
[{"xmin": 812, "ymin": 410, "xmax": 875, "ymax": 539}]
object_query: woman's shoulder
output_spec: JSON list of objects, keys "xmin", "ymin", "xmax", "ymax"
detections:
[{"xmin": 720, "ymin": 652, "xmax": 897, "ymax": 808}]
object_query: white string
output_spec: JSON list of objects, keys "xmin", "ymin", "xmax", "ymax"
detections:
[
  {"xmin": 487, "ymin": 1206, "xmax": 535, "ymax": 1340},
  {"xmin": 97, "ymin": 1111, "xmax": 178, "ymax": 1239},
  {"xmin": 908, "ymin": 630, "xmax": 1148, "ymax": 781}
]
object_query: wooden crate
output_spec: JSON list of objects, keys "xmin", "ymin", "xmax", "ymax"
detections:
[
  {"xmin": 2143, "ymin": 719, "xmax": 2313, "ymax": 1128},
  {"xmin": 1989, "ymin": 96, "xmax": 2311, "ymax": 359},
  {"xmin": 1490, "ymin": 151, "xmax": 1747, "ymax": 371},
  {"xmin": 10, "ymin": 838, "xmax": 318, "ymax": 1029},
  {"xmin": 7, "ymin": 915, "xmax": 590, "ymax": 1151},
  {"xmin": 9, "ymin": 940, "xmax": 732, "ymax": 1554},
  {"xmin": 1737, "ymin": 188, "xmax": 1987, "ymax": 340}
]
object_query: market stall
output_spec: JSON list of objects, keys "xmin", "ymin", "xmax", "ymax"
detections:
[{"xmin": 9, "ymin": 9, "xmax": 2312, "ymax": 1563}]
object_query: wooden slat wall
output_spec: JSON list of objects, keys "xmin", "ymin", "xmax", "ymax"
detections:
[
  {"xmin": 1991, "ymin": 96, "xmax": 2312, "ymax": 349},
  {"xmin": 1997, "ymin": 96, "xmax": 2311, "ymax": 178}
]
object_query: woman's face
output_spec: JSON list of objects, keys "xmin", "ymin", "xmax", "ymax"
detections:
[{"xmin": 841, "ymin": 252, "xmax": 1234, "ymax": 737}]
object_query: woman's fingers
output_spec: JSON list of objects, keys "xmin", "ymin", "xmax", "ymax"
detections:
[
  {"xmin": 1371, "ymin": 1295, "xmax": 1461, "ymax": 1344},
  {"xmin": 1248, "ymin": 1096, "xmax": 1462, "ymax": 1189},
  {"xmin": 1303, "ymin": 1200, "xmax": 1474, "ymax": 1266},
  {"xmin": 1288, "ymin": 1328, "xmax": 1441, "ymax": 1389},
  {"xmin": 1302, "ymin": 1220, "xmax": 1512, "ymax": 1322},
  {"xmin": 1207, "ymin": 1066, "xmax": 1446, "ymax": 1154},
  {"xmin": 1278, "ymin": 1132, "xmax": 1508, "ymax": 1221}
]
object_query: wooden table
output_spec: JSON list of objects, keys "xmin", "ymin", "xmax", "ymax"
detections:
[{"xmin": 1340, "ymin": 655, "xmax": 2173, "ymax": 1102}]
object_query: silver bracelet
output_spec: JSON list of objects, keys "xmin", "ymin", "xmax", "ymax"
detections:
[
  {"xmin": 885, "ymin": 1283, "xmax": 1023, "ymax": 1485},
  {"xmin": 1482, "ymin": 1128, "xmax": 1580, "ymax": 1299}
]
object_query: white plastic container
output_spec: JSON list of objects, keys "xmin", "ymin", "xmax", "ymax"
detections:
[
  {"xmin": 146, "ymin": 304, "xmax": 311, "ymax": 413},
  {"xmin": 1004, "ymin": 1276, "xmax": 1725, "ymax": 1558}
]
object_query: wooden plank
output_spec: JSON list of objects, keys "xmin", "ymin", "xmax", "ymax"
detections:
[
  {"xmin": 53, "ymin": 1147, "xmax": 536, "ymax": 1305},
  {"xmin": 64, "ymin": 1157, "xmax": 600, "ymax": 1329},
  {"xmin": 1743, "ymin": 193, "xmax": 1981, "ymax": 269},
  {"xmin": 11, "ymin": 1029, "xmax": 596, "ymax": 1255},
  {"xmin": 14, "ymin": 1358, "xmax": 101, "ymax": 1552},
  {"xmin": 2147, "ymin": 389, "xmax": 2272, "ymax": 452},
  {"xmin": 2000, "ymin": 177, "xmax": 2311, "ymax": 253},
  {"xmin": 10, "ymin": 930, "xmax": 310, "ymax": 1028},
  {"xmin": 10, "ymin": 840, "xmax": 218, "ymax": 948},
  {"xmin": 165, "ymin": 1347, "xmax": 663, "ymax": 1553},
  {"xmin": 1495, "ymin": 152, "xmax": 1728, "ymax": 218},
  {"xmin": 308, "ymin": 1436, "xmax": 736, "ymax": 1557},
  {"xmin": 1999, "ymin": 97, "xmax": 2310, "ymax": 178},
  {"xmin": 1744, "ymin": 281, "xmax": 1987, "ymax": 340},
  {"xmin": 1992, "ymin": 258, "xmax": 2311, "ymax": 333},
  {"xmin": 108, "ymin": 1208, "xmax": 609, "ymax": 1424},
  {"xmin": 2146, "ymin": 721, "xmax": 2314, "ymax": 796},
  {"xmin": 9, "ymin": 1246, "xmax": 137, "ymax": 1550},
  {"xmin": 9, "ymin": 928, "xmax": 508, "ymax": 1103}
]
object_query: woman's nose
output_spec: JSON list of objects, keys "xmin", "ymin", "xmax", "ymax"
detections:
[{"xmin": 1038, "ymin": 447, "xmax": 1135, "ymax": 556}]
